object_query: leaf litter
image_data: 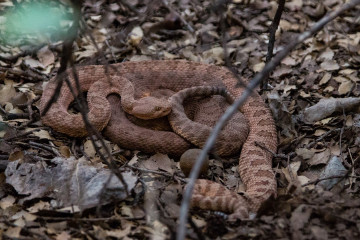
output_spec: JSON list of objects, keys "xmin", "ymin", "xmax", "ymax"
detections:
[{"xmin": 0, "ymin": 0, "xmax": 359, "ymax": 239}]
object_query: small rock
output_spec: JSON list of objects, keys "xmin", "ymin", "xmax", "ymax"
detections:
[{"xmin": 180, "ymin": 149, "xmax": 209, "ymax": 177}]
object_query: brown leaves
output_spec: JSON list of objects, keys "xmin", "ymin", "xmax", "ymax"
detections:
[
  {"xmin": 0, "ymin": 80, "xmax": 16, "ymax": 104},
  {"xmin": 1, "ymin": 0, "xmax": 360, "ymax": 239}
]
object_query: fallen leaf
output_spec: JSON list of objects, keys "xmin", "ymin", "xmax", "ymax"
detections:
[
  {"xmin": 30, "ymin": 129, "xmax": 54, "ymax": 140},
  {"xmin": 290, "ymin": 204, "xmax": 312, "ymax": 231},
  {"xmin": 338, "ymin": 80, "xmax": 353, "ymax": 95},
  {"xmin": 318, "ymin": 47, "xmax": 334, "ymax": 61},
  {"xmin": 84, "ymin": 140, "xmax": 96, "ymax": 158},
  {"xmin": 0, "ymin": 195, "xmax": 16, "ymax": 209},
  {"xmin": 308, "ymin": 148, "xmax": 331, "ymax": 166},
  {"xmin": 311, "ymin": 226, "xmax": 328, "ymax": 240},
  {"xmin": 129, "ymin": 26, "xmax": 143, "ymax": 46},
  {"xmin": 141, "ymin": 153, "xmax": 175, "ymax": 174},
  {"xmin": 0, "ymin": 80, "xmax": 16, "ymax": 104},
  {"xmin": 252, "ymin": 62, "xmax": 265, "ymax": 73},
  {"xmin": 202, "ymin": 47, "xmax": 225, "ymax": 64},
  {"xmin": 23, "ymin": 57, "xmax": 45, "ymax": 69},
  {"xmin": 59, "ymin": 146, "xmax": 71, "ymax": 158},
  {"xmin": 296, "ymin": 148, "xmax": 314, "ymax": 160},
  {"xmin": 4, "ymin": 227, "xmax": 21, "ymax": 238},
  {"xmin": 37, "ymin": 46, "xmax": 55, "ymax": 67},
  {"xmin": 106, "ymin": 225, "xmax": 132, "ymax": 238},
  {"xmin": 281, "ymin": 56, "xmax": 297, "ymax": 66},
  {"xmin": 272, "ymin": 67, "xmax": 293, "ymax": 78},
  {"xmin": 56, "ymin": 231, "xmax": 72, "ymax": 240},
  {"xmin": 319, "ymin": 73, "xmax": 331, "ymax": 85},
  {"xmin": 320, "ymin": 60, "xmax": 340, "ymax": 71}
]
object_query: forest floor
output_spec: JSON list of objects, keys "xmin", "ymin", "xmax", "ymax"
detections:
[{"xmin": 0, "ymin": 0, "xmax": 359, "ymax": 239}]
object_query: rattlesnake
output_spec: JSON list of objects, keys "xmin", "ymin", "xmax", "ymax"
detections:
[{"xmin": 40, "ymin": 60, "xmax": 277, "ymax": 220}]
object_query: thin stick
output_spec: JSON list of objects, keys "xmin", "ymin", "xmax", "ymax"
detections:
[
  {"xmin": 177, "ymin": 1, "xmax": 360, "ymax": 239},
  {"xmin": 262, "ymin": 0, "xmax": 285, "ymax": 90},
  {"xmin": 301, "ymin": 174, "xmax": 360, "ymax": 187}
]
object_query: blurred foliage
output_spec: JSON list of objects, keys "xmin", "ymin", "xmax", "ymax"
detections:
[{"xmin": 1, "ymin": 1, "xmax": 75, "ymax": 46}]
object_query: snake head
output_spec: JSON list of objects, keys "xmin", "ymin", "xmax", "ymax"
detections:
[{"xmin": 130, "ymin": 97, "xmax": 171, "ymax": 120}]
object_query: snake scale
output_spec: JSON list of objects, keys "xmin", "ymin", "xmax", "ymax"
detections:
[{"xmin": 40, "ymin": 60, "xmax": 277, "ymax": 220}]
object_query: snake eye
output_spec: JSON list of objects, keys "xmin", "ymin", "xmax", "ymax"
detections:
[{"xmin": 154, "ymin": 106, "xmax": 162, "ymax": 111}]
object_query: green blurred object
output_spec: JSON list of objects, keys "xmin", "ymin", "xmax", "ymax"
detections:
[{"xmin": 1, "ymin": 1, "xmax": 74, "ymax": 46}]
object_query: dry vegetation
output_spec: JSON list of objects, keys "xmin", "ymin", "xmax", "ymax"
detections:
[{"xmin": 0, "ymin": 0, "xmax": 359, "ymax": 239}]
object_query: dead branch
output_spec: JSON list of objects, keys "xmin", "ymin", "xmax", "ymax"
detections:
[
  {"xmin": 0, "ymin": 66, "xmax": 48, "ymax": 82},
  {"xmin": 177, "ymin": 1, "xmax": 360, "ymax": 239},
  {"xmin": 262, "ymin": 0, "xmax": 285, "ymax": 91}
]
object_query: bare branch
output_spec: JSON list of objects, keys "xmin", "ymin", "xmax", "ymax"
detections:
[{"xmin": 261, "ymin": 0, "xmax": 285, "ymax": 91}]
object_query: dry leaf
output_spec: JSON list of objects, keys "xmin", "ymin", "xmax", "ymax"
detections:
[
  {"xmin": 0, "ymin": 80, "xmax": 16, "ymax": 104},
  {"xmin": 319, "ymin": 73, "xmax": 331, "ymax": 85},
  {"xmin": 318, "ymin": 48, "xmax": 334, "ymax": 61},
  {"xmin": 30, "ymin": 129, "xmax": 54, "ymax": 140},
  {"xmin": 202, "ymin": 47, "xmax": 224, "ymax": 64},
  {"xmin": 84, "ymin": 139, "xmax": 96, "ymax": 158},
  {"xmin": 141, "ymin": 153, "xmax": 175, "ymax": 174},
  {"xmin": 308, "ymin": 148, "xmax": 331, "ymax": 166},
  {"xmin": 23, "ymin": 57, "xmax": 45, "ymax": 69},
  {"xmin": 324, "ymin": 86, "xmax": 334, "ymax": 92},
  {"xmin": 56, "ymin": 231, "xmax": 72, "ymax": 240},
  {"xmin": 4, "ymin": 227, "xmax": 21, "ymax": 238},
  {"xmin": 0, "ymin": 195, "xmax": 16, "ymax": 209},
  {"xmin": 129, "ymin": 26, "xmax": 143, "ymax": 46},
  {"xmin": 338, "ymin": 80, "xmax": 353, "ymax": 95},
  {"xmin": 281, "ymin": 56, "xmax": 297, "ymax": 66},
  {"xmin": 59, "ymin": 146, "xmax": 71, "ymax": 158},
  {"xmin": 282, "ymin": 161, "xmax": 302, "ymax": 183},
  {"xmin": 252, "ymin": 62, "xmax": 265, "ymax": 73},
  {"xmin": 272, "ymin": 67, "xmax": 293, "ymax": 78},
  {"xmin": 37, "ymin": 46, "xmax": 55, "ymax": 67},
  {"xmin": 311, "ymin": 226, "xmax": 328, "ymax": 240},
  {"xmin": 290, "ymin": 204, "xmax": 312, "ymax": 231},
  {"xmin": 106, "ymin": 225, "xmax": 132, "ymax": 238},
  {"xmin": 320, "ymin": 60, "xmax": 340, "ymax": 71},
  {"xmin": 296, "ymin": 148, "xmax": 314, "ymax": 160}
]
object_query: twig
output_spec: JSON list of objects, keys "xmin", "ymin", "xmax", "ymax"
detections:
[
  {"xmin": 255, "ymin": 141, "xmax": 296, "ymax": 159},
  {"xmin": 14, "ymin": 141, "xmax": 59, "ymax": 156},
  {"xmin": 0, "ymin": 66, "xmax": 48, "ymax": 82},
  {"xmin": 262, "ymin": 0, "xmax": 285, "ymax": 91},
  {"xmin": 38, "ymin": 215, "xmax": 144, "ymax": 221},
  {"xmin": 127, "ymin": 165, "xmax": 174, "ymax": 177},
  {"xmin": 127, "ymin": 165, "xmax": 187, "ymax": 183},
  {"xmin": 176, "ymin": 1, "xmax": 360, "ymax": 239},
  {"xmin": 301, "ymin": 174, "xmax": 360, "ymax": 187},
  {"xmin": 4, "ymin": 128, "xmax": 44, "ymax": 141}
]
